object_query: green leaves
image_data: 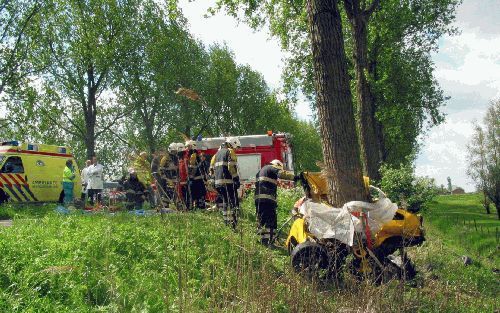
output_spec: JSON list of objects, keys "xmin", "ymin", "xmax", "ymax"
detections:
[
  {"xmin": 380, "ymin": 161, "xmax": 438, "ymax": 212},
  {"xmin": 467, "ymin": 100, "xmax": 500, "ymax": 216}
]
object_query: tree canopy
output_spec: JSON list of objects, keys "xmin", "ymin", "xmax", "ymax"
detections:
[
  {"xmin": 212, "ymin": 0, "xmax": 459, "ymax": 172},
  {"xmin": 0, "ymin": 0, "xmax": 322, "ymax": 174}
]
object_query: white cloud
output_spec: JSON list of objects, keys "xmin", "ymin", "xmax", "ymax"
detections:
[
  {"xmin": 416, "ymin": 0, "xmax": 500, "ymax": 192},
  {"xmin": 435, "ymin": 29, "xmax": 500, "ymax": 92},
  {"xmin": 416, "ymin": 106, "xmax": 488, "ymax": 192}
]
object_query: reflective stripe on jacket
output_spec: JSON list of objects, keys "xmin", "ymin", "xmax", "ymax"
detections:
[
  {"xmin": 254, "ymin": 165, "xmax": 294, "ymax": 202},
  {"xmin": 212, "ymin": 147, "xmax": 238, "ymax": 186},
  {"xmin": 160, "ymin": 153, "xmax": 178, "ymax": 183}
]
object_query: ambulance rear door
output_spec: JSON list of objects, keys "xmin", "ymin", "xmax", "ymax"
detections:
[{"xmin": 0, "ymin": 154, "xmax": 36, "ymax": 202}]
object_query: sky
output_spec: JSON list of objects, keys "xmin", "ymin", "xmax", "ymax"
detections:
[{"xmin": 178, "ymin": 0, "xmax": 500, "ymax": 192}]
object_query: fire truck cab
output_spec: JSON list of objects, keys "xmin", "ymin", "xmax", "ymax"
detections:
[{"xmin": 199, "ymin": 132, "xmax": 294, "ymax": 188}]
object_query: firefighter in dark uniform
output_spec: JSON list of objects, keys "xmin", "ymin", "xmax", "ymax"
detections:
[
  {"xmin": 186, "ymin": 140, "xmax": 206, "ymax": 210},
  {"xmin": 159, "ymin": 143, "xmax": 179, "ymax": 208},
  {"xmin": 151, "ymin": 150, "xmax": 163, "ymax": 207},
  {"xmin": 255, "ymin": 159, "xmax": 295, "ymax": 245},
  {"xmin": 210, "ymin": 137, "xmax": 241, "ymax": 229},
  {"xmin": 122, "ymin": 168, "xmax": 147, "ymax": 210},
  {"xmin": 198, "ymin": 152, "xmax": 210, "ymax": 182}
]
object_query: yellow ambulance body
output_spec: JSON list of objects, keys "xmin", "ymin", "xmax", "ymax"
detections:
[{"xmin": 0, "ymin": 141, "xmax": 81, "ymax": 204}]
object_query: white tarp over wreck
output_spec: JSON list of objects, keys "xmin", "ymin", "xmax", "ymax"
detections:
[{"xmin": 300, "ymin": 187, "xmax": 398, "ymax": 246}]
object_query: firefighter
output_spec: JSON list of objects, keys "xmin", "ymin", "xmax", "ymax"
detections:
[
  {"xmin": 198, "ymin": 152, "xmax": 210, "ymax": 182},
  {"xmin": 150, "ymin": 150, "xmax": 164, "ymax": 207},
  {"xmin": 160, "ymin": 143, "xmax": 179, "ymax": 208},
  {"xmin": 122, "ymin": 168, "xmax": 147, "ymax": 210},
  {"xmin": 133, "ymin": 151, "xmax": 152, "ymax": 186},
  {"xmin": 176, "ymin": 143, "xmax": 189, "ymax": 210},
  {"xmin": 186, "ymin": 140, "xmax": 206, "ymax": 210},
  {"xmin": 210, "ymin": 137, "xmax": 241, "ymax": 229},
  {"xmin": 255, "ymin": 159, "xmax": 295, "ymax": 246}
]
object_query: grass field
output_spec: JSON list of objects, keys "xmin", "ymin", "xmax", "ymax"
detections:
[
  {"xmin": 0, "ymin": 191, "xmax": 498, "ymax": 312},
  {"xmin": 424, "ymin": 194, "xmax": 499, "ymax": 263}
]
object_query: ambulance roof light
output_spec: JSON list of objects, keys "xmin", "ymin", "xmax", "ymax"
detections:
[{"xmin": 1, "ymin": 140, "xmax": 19, "ymax": 146}]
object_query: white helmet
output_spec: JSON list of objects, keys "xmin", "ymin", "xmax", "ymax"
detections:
[
  {"xmin": 225, "ymin": 136, "xmax": 241, "ymax": 149},
  {"xmin": 176, "ymin": 142, "xmax": 185, "ymax": 152},
  {"xmin": 185, "ymin": 140, "xmax": 198, "ymax": 150},
  {"xmin": 168, "ymin": 143, "xmax": 177, "ymax": 153},
  {"xmin": 270, "ymin": 159, "xmax": 283, "ymax": 170}
]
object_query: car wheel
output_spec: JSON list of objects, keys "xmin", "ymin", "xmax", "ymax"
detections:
[{"xmin": 291, "ymin": 241, "xmax": 329, "ymax": 280}]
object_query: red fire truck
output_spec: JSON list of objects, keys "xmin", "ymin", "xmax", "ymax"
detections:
[{"xmin": 199, "ymin": 132, "xmax": 295, "ymax": 190}]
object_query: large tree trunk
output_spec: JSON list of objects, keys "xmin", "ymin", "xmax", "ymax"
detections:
[
  {"xmin": 84, "ymin": 97, "xmax": 96, "ymax": 160},
  {"xmin": 306, "ymin": 0, "xmax": 368, "ymax": 206},
  {"xmin": 84, "ymin": 65, "xmax": 97, "ymax": 159},
  {"xmin": 345, "ymin": 0, "xmax": 383, "ymax": 181},
  {"xmin": 367, "ymin": 34, "xmax": 387, "ymax": 163}
]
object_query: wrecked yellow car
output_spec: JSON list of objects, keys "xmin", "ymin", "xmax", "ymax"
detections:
[{"xmin": 285, "ymin": 172, "xmax": 425, "ymax": 282}]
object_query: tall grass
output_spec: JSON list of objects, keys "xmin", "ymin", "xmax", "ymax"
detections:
[{"xmin": 0, "ymin": 192, "xmax": 497, "ymax": 312}]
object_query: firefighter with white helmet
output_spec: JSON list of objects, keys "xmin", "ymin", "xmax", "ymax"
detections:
[
  {"xmin": 150, "ymin": 149, "xmax": 165, "ymax": 207},
  {"xmin": 255, "ymin": 159, "xmax": 295, "ymax": 245},
  {"xmin": 168, "ymin": 142, "xmax": 177, "ymax": 153},
  {"xmin": 210, "ymin": 136, "xmax": 241, "ymax": 228},
  {"xmin": 225, "ymin": 136, "xmax": 241, "ymax": 150},
  {"xmin": 185, "ymin": 140, "xmax": 197, "ymax": 150},
  {"xmin": 159, "ymin": 143, "xmax": 181, "ymax": 208},
  {"xmin": 176, "ymin": 142, "xmax": 185, "ymax": 152}
]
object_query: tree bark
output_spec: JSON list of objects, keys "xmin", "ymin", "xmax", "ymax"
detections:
[
  {"xmin": 367, "ymin": 34, "xmax": 387, "ymax": 163},
  {"xmin": 306, "ymin": 0, "xmax": 368, "ymax": 206},
  {"xmin": 344, "ymin": 0, "xmax": 382, "ymax": 181},
  {"xmin": 482, "ymin": 191, "xmax": 491, "ymax": 214},
  {"xmin": 84, "ymin": 64, "xmax": 97, "ymax": 159}
]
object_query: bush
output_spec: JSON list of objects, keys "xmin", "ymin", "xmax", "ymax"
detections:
[{"xmin": 380, "ymin": 163, "xmax": 437, "ymax": 212}]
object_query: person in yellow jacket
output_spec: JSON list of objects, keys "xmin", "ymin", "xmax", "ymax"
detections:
[
  {"xmin": 62, "ymin": 159, "xmax": 76, "ymax": 205},
  {"xmin": 132, "ymin": 151, "xmax": 152, "ymax": 186}
]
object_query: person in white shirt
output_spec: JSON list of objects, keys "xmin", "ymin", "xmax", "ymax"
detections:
[
  {"xmin": 87, "ymin": 155, "xmax": 104, "ymax": 205},
  {"xmin": 80, "ymin": 160, "xmax": 91, "ymax": 201}
]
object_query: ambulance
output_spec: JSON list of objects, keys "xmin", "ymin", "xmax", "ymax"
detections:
[{"xmin": 0, "ymin": 141, "xmax": 81, "ymax": 204}]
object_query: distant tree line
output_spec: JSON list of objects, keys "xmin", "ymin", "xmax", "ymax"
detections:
[{"xmin": 467, "ymin": 100, "xmax": 499, "ymax": 219}]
